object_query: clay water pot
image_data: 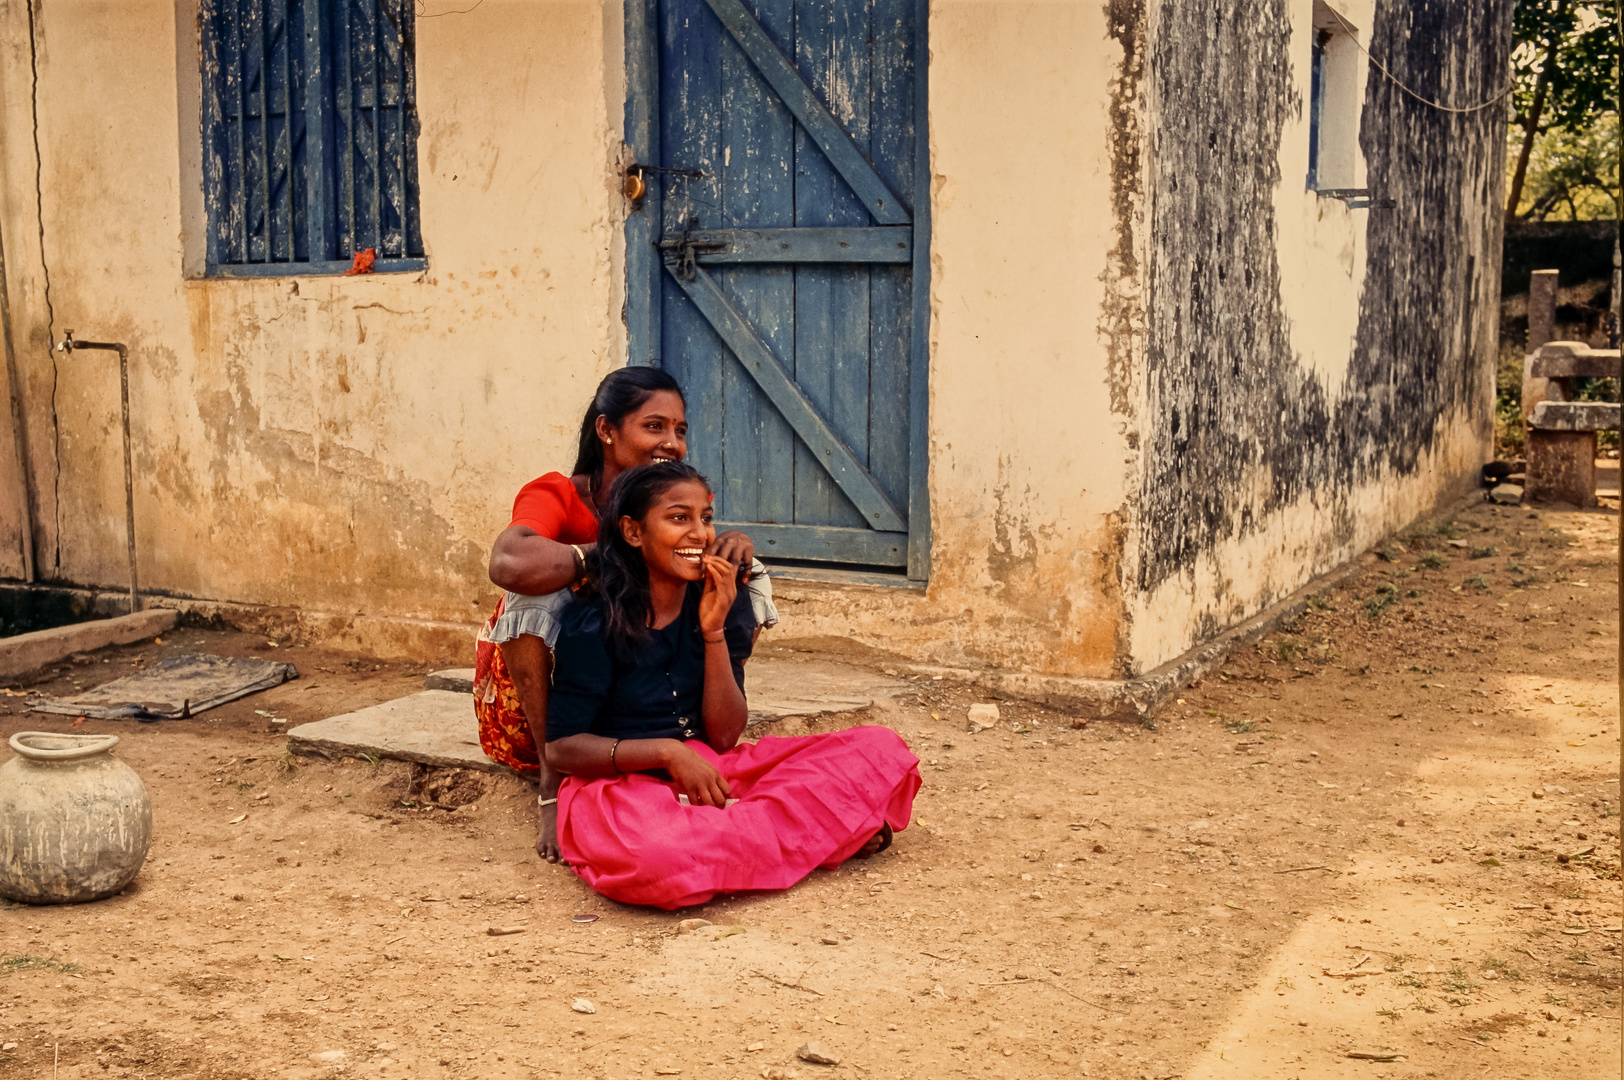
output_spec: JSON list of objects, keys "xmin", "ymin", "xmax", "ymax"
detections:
[{"xmin": 0, "ymin": 731, "xmax": 151, "ymax": 904}]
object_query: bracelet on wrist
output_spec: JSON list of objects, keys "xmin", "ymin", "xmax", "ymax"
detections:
[{"xmin": 701, "ymin": 630, "xmax": 726, "ymax": 643}]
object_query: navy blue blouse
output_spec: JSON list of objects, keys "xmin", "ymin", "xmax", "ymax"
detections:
[{"xmin": 545, "ymin": 582, "xmax": 755, "ymax": 744}]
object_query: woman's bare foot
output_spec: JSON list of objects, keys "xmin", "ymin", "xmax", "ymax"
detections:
[
  {"xmin": 853, "ymin": 822, "xmax": 894, "ymax": 860},
  {"xmin": 535, "ymin": 772, "xmax": 562, "ymax": 862}
]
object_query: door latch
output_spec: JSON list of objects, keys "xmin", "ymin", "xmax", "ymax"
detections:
[{"xmin": 658, "ymin": 232, "xmax": 727, "ymax": 281}]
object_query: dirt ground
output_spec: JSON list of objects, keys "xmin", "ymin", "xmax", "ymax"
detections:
[{"xmin": 1, "ymin": 495, "xmax": 1620, "ymax": 1080}]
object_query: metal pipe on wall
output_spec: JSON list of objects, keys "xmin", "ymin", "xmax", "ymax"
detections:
[
  {"xmin": 54, "ymin": 331, "xmax": 138, "ymax": 614},
  {"xmin": 0, "ymin": 219, "xmax": 37, "ymax": 582}
]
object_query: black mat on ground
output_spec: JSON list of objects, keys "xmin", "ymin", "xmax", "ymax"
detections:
[{"xmin": 29, "ymin": 653, "xmax": 298, "ymax": 720}]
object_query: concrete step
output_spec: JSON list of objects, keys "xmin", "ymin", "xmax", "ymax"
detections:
[
  {"xmin": 0, "ymin": 608, "xmax": 177, "ymax": 680},
  {"xmin": 424, "ymin": 668, "xmax": 474, "ymax": 693},
  {"xmin": 293, "ymin": 658, "xmax": 911, "ymax": 773},
  {"xmin": 425, "ymin": 659, "xmax": 904, "ymax": 723},
  {"xmin": 286, "ymin": 690, "xmax": 506, "ymax": 773}
]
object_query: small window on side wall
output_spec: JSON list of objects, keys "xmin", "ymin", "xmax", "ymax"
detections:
[
  {"xmin": 1307, "ymin": 1, "xmax": 1361, "ymax": 192},
  {"xmin": 200, "ymin": 0, "xmax": 425, "ymax": 277}
]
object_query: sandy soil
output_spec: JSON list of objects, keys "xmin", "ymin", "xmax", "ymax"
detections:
[{"xmin": 0, "ymin": 496, "xmax": 1619, "ymax": 1080}]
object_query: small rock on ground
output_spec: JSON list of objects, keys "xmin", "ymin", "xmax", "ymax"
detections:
[
  {"xmin": 797, "ymin": 1041, "xmax": 841, "ymax": 1065},
  {"xmin": 966, "ymin": 703, "xmax": 1000, "ymax": 732}
]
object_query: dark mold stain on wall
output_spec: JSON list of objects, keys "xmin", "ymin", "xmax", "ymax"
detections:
[{"xmin": 1137, "ymin": 0, "xmax": 1513, "ymax": 595}]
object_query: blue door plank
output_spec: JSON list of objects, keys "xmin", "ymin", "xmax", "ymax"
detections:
[
  {"xmin": 700, "ymin": 0, "xmax": 910, "ymax": 225},
  {"xmin": 660, "ymin": 0, "xmax": 728, "ymax": 490},
  {"xmin": 791, "ymin": 0, "xmax": 872, "ymax": 530},
  {"xmin": 684, "ymin": 227, "xmax": 911, "ymax": 262},
  {"xmin": 904, "ymin": 0, "xmax": 931, "ymax": 581},
  {"xmin": 867, "ymin": 263, "xmax": 913, "ymax": 508},
  {"xmin": 717, "ymin": 523, "xmax": 908, "ymax": 567},
  {"xmin": 866, "ymin": 0, "xmax": 917, "ymax": 212},
  {"xmin": 625, "ymin": 0, "xmax": 661, "ymax": 366},
  {"xmin": 717, "ymin": 0, "xmax": 795, "ymax": 527},
  {"xmin": 866, "ymin": 0, "xmax": 917, "ymax": 508},
  {"xmin": 669, "ymin": 263, "xmax": 907, "ymax": 533}
]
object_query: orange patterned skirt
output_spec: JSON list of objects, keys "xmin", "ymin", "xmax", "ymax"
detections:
[{"xmin": 472, "ymin": 596, "xmax": 539, "ymax": 774}]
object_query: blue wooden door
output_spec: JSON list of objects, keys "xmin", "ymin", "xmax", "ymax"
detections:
[{"xmin": 625, "ymin": 0, "xmax": 930, "ymax": 578}]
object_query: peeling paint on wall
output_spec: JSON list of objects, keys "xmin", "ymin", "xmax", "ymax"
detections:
[{"xmin": 1133, "ymin": 0, "xmax": 1511, "ymax": 664}]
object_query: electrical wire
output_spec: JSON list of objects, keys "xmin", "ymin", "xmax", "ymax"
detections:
[
  {"xmin": 25, "ymin": 0, "xmax": 59, "ymax": 575},
  {"xmin": 1327, "ymin": 6, "xmax": 1515, "ymax": 115},
  {"xmin": 415, "ymin": 0, "xmax": 484, "ymax": 16}
]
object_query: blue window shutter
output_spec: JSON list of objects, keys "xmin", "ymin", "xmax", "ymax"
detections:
[{"xmin": 202, "ymin": 0, "xmax": 421, "ymax": 273}]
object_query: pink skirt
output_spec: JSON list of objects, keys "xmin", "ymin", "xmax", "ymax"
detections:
[{"xmin": 556, "ymin": 726, "xmax": 921, "ymax": 910}]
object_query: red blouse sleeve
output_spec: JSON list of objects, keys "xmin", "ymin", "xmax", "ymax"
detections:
[{"xmin": 508, "ymin": 473, "xmax": 598, "ymax": 543}]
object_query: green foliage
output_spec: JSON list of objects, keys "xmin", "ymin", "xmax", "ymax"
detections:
[
  {"xmin": 1495, "ymin": 345, "xmax": 1526, "ymax": 457},
  {"xmin": 1507, "ymin": 2, "xmax": 1620, "ymax": 220},
  {"xmin": 1512, "ymin": 2, "xmax": 1619, "ymax": 134},
  {"xmin": 1364, "ymin": 584, "xmax": 1400, "ymax": 617},
  {"xmin": 1509, "ymin": 111, "xmax": 1621, "ymax": 220}
]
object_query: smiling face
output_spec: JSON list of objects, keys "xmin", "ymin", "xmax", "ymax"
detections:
[
  {"xmin": 620, "ymin": 478, "xmax": 715, "ymax": 583},
  {"xmin": 598, "ymin": 390, "xmax": 688, "ymax": 474}
]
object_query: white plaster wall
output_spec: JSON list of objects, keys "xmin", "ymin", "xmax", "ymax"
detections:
[
  {"xmin": 1286, "ymin": 0, "xmax": 1373, "ymax": 391},
  {"xmin": 900, "ymin": 0, "xmax": 1135, "ymax": 677}
]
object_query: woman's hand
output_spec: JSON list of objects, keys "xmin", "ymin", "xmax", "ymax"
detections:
[
  {"xmin": 708, "ymin": 529, "xmax": 755, "ymax": 581},
  {"xmin": 666, "ymin": 742, "xmax": 732, "ymax": 807},
  {"xmin": 697, "ymin": 554, "xmax": 739, "ymax": 635}
]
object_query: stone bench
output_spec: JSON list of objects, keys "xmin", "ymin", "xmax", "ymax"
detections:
[{"xmin": 1524, "ymin": 341, "xmax": 1620, "ymax": 507}]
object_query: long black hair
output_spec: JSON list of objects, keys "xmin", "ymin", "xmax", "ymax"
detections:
[
  {"xmin": 570, "ymin": 367, "xmax": 686, "ymax": 486},
  {"xmin": 588, "ymin": 460, "xmax": 712, "ymax": 656}
]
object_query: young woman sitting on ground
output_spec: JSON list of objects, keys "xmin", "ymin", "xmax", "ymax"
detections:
[
  {"xmin": 475, "ymin": 368, "xmax": 774, "ymax": 862},
  {"xmin": 544, "ymin": 461, "xmax": 921, "ymax": 910}
]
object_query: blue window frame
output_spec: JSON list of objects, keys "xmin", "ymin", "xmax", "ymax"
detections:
[
  {"xmin": 201, "ymin": 0, "xmax": 424, "ymax": 277},
  {"xmin": 1306, "ymin": 29, "xmax": 1329, "ymax": 189}
]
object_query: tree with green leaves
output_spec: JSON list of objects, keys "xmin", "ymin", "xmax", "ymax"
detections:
[{"xmin": 1505, "ymin": 0, "xmax": 1620, "ymax": 222}]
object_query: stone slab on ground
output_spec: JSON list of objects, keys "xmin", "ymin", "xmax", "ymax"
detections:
[
  {"xmin": 744, "ymin": 657, "xmax": 909, "ymax": 720},
  {"xmin": 424, "ymin": 668, "xmax": 474, "ymax": 692},
  {"xmin": 286, "ymin": 690, "xmax": 508, "ymax": 774},
  {"xmin": 0, "ymin": 608, "xmax": 177, "ymax": 680},
  {"xmin": 423, "ymin": 659, "xmax": 909, "ymax": 724},
  {"xmin": 290, "ymin": 659, "xmax": 913, "ymax": 775}
]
